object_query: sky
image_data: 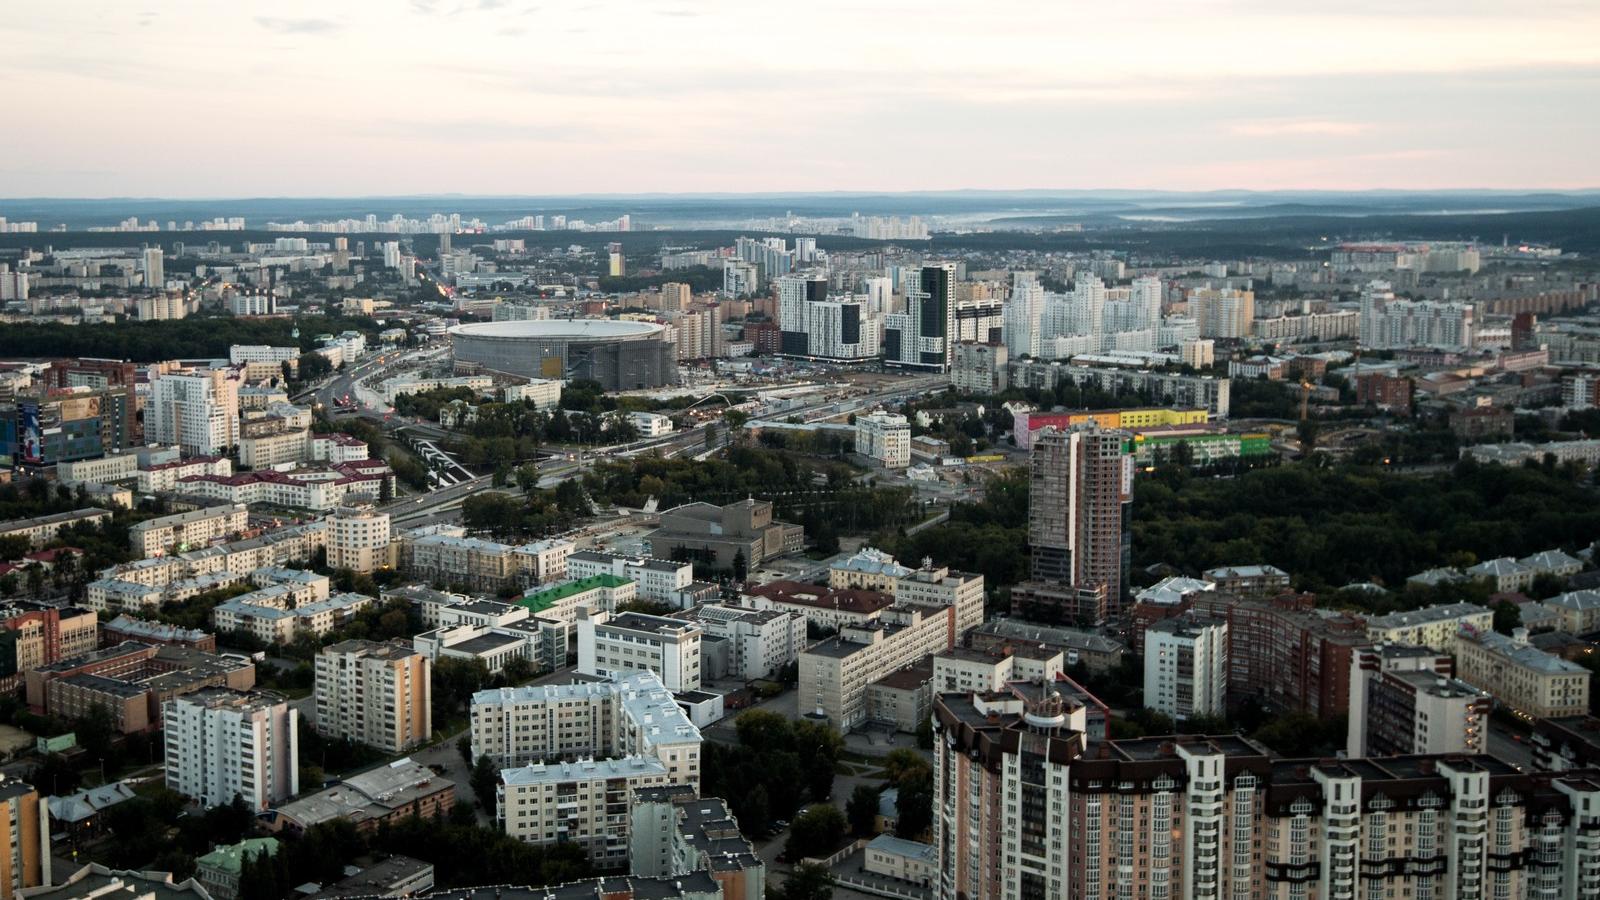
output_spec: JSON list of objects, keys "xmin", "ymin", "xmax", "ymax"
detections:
[{"xmin": 2, "ymin": 0, "xmax": 1598, "ymax": 197}]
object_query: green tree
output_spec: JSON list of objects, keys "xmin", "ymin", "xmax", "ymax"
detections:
[
  {"xmin": 471, "ymin": 754, "xmax": 500, "ymax": 814},
  {"xmin": 846, "ymin": 784, "xmax": 881, "ymax": 837},
  {"xmin": 771, "ymin": 863, "xmax": 835, "ymax": 900},
  {"xmin": 1492, "ymin": 600, "xmax": 1522, "ymax": 635},
  {"xmin": 785, "ymin": 804, "xmax": 847, "ymax": 861}
]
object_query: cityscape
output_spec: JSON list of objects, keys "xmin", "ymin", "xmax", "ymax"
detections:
[{"xmin": 3, "ymin": 4, "xmax": 1600, "ymax": 900}]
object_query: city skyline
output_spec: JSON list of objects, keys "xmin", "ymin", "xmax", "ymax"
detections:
[{"xmin": 3, "ymin": 1, "xmax": 1598, "ymax": 197}]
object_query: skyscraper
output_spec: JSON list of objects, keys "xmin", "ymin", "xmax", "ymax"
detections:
[
  {"xmin": 884, "ymin": 263, "xmax": 956, "ymax": 371},
  {"xmin": 1027, "ymin": 424, "xmax": 1131, "ymax": 609},
  {"xmin": 142, "ymin": 247, "xmax": 164, "ymax": 290},
  {"xmin": 1003, "ymin": 271, "xmax": 1042, "ymax": 359},
  {"xmin": 776, "ymin": 273, "xmax": 829, "ymax": 356},
  {"xmin": 932, "ymin": 687, "xmax": 1600, "ymax": 900},
  {"xmin": 147, "ymin": 367, "xmax": 242, "ymax": 455}
]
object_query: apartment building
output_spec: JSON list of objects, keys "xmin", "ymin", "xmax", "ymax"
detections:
[
  {"xmin": 146, "ymin": 367, "xmax": 241, "ymax": 455},
  {"xmin": 469, "ymin": 672, "xmax": 701, "ymax": 790},
  {"xmin": 129, "ymin": 504, "xmax": 248, "ymax": 556},
  {"xmin": 1201, "ymin": 564, "xmax": 1291, "ymax": 599},
  {"xmin": 0, "ymin": 508, "xmax": 111, "ymax": 548},
  {"xmin": 1008, "ymin": 360, "xmax": 1231, "ymax": 418},
  {"xmin": 743, "ymin": 580, "xmax": 895, "ymax": 631},
  {"xmin": 0, "ymin": 602, "xmax": 98, "ymax": 691},
  {"xmin": 1366, "ymin": 601, "xmax": 1494, "ymax": 653},
  {"xmin": 798, "ymin": 602, "xmax": 956, "ymax": 728},
  {"xmin": 515, "ymin": 538, "xmax": 576, "ymax": 585},
  {"xmin": 0, "ymin": 777, "xmax": 48, "ymax": 900},
  {"xmin": 328, "ymin": 507, "xmax": 393, "ymax": 574},
  {"xmin": 673, "ymin": 602, "xmax": 807, "ymax": 681},
  {"xmin": 629, "ymin": 785, "xmax": 764, "ymax": 900},
  {"xmin": 1452, "ymin": 626, "xmax": 1591, "ymax": 718},
  {"xmin": 213, "ymin": 591, "xmax": 373, "ymax": 646},
  {"xmin": 894, "ymin": 562, "xmax": 985, "ymax": 636},
  {"xmin": 1189, "ymin": 592, "xmax": 1367, "ymax": 718},
  {"xmin": 26, "ymin": 642, "xmax": 255, "ymax": 733},
  {"xmin": 1544, "ymin": 589, "xmax": 1600, "ymax": 635},
  {"xmin": 101, "ymin": 615, "xmax": 216, "ymax": 652},
  {"xmin": 56, "ymin": 451, "xmax": 141, "ymax": 486},
  {"xmin": 1027, "ymin": 424, "xmax": 1131, "ymax": 616},
  {"xmin": 1347, "ymin": 645, "xmax": 1490, "ymax": 758},
  {"xmin": 403, "ymin": 530, "xmax": 519, "ymax": 591},
  {"xmin": 1142, "ymin": 613, "xmax": 1228, "ymax": 720},
  {"xmin": 932, "ymin": 687, "xmax": 1600, "ymax": 900},
  {"xmin": 577, "ymin": 610, "xmax": 703, "ymax": 693},
  {"xmin": 136, "ymin": 455, "xmax": 232, "ymax": 493},
  {"xmin": 163, "ymin": 689, "xmax": 297, "ymax": 811},
  {"xmin": 829, "ymin": 547, "xmax": 911, "ymax": 594},
  {"xmin": 499, "ymin": 757, "xmax": 672, "ymax": 866},
  {"xmin": 567, "ymin": 551, "xmax": 693, "ymax": 605},
  {"xmin": 174, "ymin": 461, "xmax": 391, "ymax": 512},
  {"xmin": 314, "ymin": 640, "xmax": 432, "ymax": 754},
  {"xmin": 266, "ymin": 758, "xmax": 456, "ymax": 835},
  {"xmin": 856, "ymin": 411, "xmax": 911, "ymax": 469},
  {"xmin": 517, "ymin": 574, "xmax": 637, "ymax": 664}
]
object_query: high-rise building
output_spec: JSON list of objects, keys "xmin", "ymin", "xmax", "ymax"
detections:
[
  {"xmin": 855, "ymin": 411, "xmax": 911, "ymax": 468},
  {"xmin": 1347, "ymin": 644, "xmax": 1490, "ymax": 758},
  {"xmin": 382, "ymin": 241, "xmax": 402, "ymax": 268},
  {"xmin": 1143, "ymin": 613, "xmax": 1228, "ymax": 720},
  {"xmin": 884, "ymin": 264, "xmax": 956, "ymax": 372},
  {"xmin": 0, "ymin": 777, "xmax": 48, "ymax": 900},
  {"xmin": 1187, "ymin": 286, "xmax": 1255, "ymax": 339},
  {"xmin": 314, "ymin": 640, "xmax": 432, "ymax": 754},
  {"xmin": 1003, "ymin": 272, "xmax": 1042, "ymax": 359},
  {"xmin": 576, "ymin": 610, "xmax": 703, "ymax": 693},
  {"xmin": 142, "ymin": 247, "xmax": 165, "ymax": 290},
  {"xmin": 329, "ymin": 508, "xmax": 391, "ymax": 574},
  {"xmin": 163, "ymin": 689, "xmax": 298, "ymax": 810},
  {"xmin": 1026, "ymin": 425, "xmax": 1131, "ymax": 609},
  {"xmin": 147, "ymin": 367, "xmax": 241, "ymax": 455},
  {"xmin": 1359, "ymin": 280, "xmax": 1476, "ymax": 351},
  {"xmin": 932, "ymin": 686, "xmax": 1600, "ymax": 900}
]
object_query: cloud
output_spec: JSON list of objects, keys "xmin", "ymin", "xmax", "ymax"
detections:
[
  {"xmin": 254, "ymin": 17, "xmax": 344, "ymax": 35},
  {"xmin": 1229, "ymin": 119, "xmax": 1374, "ymax": 137}
]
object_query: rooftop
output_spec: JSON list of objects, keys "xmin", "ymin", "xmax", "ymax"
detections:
[
  {"xmin": 501, "ymin": 755, "xmax": 667, "ymax": 785},
  {"xmin": 1367, "ymin": 602, "xmax": 1491, "ymax": 630},
  {"xmin": 519, "ymin": 575, "xmax": 633, "ymax": 611},
  {"xmin": 866, "ymin": 834, "xmax": 937, "ymax": 863}
]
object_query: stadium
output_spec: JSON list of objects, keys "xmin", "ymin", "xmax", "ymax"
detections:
[{"xmin": 448, "ymin": 319, "xmax": 678, "ymax": 391}]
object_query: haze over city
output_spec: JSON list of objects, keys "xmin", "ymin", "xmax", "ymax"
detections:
[{"xmin": 5, "ymin": 0, "xmax": 1600, "ymax": 195}]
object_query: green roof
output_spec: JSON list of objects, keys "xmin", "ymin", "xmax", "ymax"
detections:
[
  {"xmin": 197, "ymin": 837, "xmax": 279, "ymax": 875},
  {"xmin": 518, "ymin": 574, "xmax": 632, "ymax": 611}
]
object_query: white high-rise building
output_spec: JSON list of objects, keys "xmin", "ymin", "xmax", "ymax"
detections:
[
  {"xmin": 1003, "ymin": 272, "xmax": 1043, "ymax": 359},
  {"xmin": 314, "ymin": 639, "xmax": 432, "ymax": 753},
  {"xmin": 382, "ymin": 241, "xmax": 402, "ymax": 268},
  {"xmin": 1143, "ymin": 613, "xmax": 1227, "ymax": 720},
  {"xmin": 1359, "ymin": 280, "xmax": 1476, "ymax": 351},
  {"xmin": 328, "ymin": 507, "xmax": 392, "ymax": 574},
  {"xmin": 1188, "ymin": 287, "xmax": 1255, "ymax": 340},
  {"xmin": 577, "ymin": 609, "xmax": 703, "ymax": 693},
  {"xmin": 147, "ymin": 368, "xmax": 242, "ymax": 455},
  {"xmin": 142, "ymin": 247, "xmax": 165, "ymax": 289},
  {"xmin": 862, "ymin": 276, "xmax": 893, "ymax": 316},
  {"xmin": 856, "ymin": 410, "xmax": 911, "ymax": 468},
  {"xmin": 163, "ymin": 689, "xmax": 298, "ymax": 811}
]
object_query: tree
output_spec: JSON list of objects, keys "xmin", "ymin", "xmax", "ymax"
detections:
[
  {"xmin": 732, "ymin": 549, "xmax": 747, "ymax": 582},
  {"xmin": 771, "ymin": 864, "xmax": 834, "ymax": 900},
  {"xmin": 882, "ymin": 749, "xmax": 930, "ymax": 785},
  {"xmin": 846, "ymin": 784, "xmax": 881, "ymax": 837},
  {"xmin": 471, "ymin": 754, "xmax": 500, "ymax": 814},
  {"xmin": 1492, "ymin": 600, "xmax": 1522, "ymax": 635},
  {"xmin": 457, "ymin": 735, "xmax": 474, "ymax": 766},
  {"xmin": 785, "ymin": 804, "xmax": 847, "ymax": 861}
]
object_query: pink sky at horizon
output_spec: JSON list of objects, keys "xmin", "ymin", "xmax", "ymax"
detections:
[{"xmin": 2, "ymin": 1, "xmax": 1597, "ymax": 197}]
